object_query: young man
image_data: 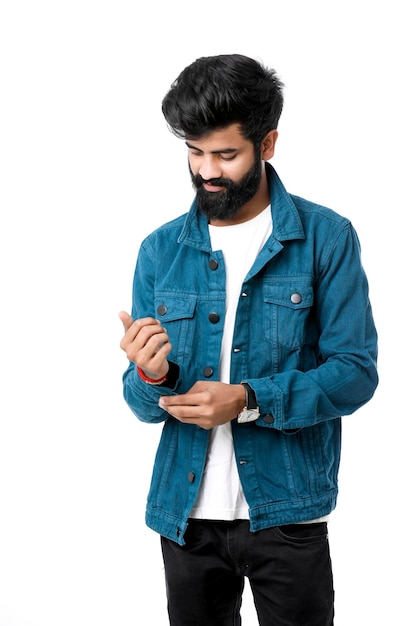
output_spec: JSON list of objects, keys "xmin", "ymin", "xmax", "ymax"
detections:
[{"xmin": 119, "ymin": 54, "xmax": 378, "ymax": 626}]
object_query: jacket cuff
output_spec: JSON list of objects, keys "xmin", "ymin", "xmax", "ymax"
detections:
[{"xmin": 160, "ymin": 361, "xmax": 180, "ymax": 389}]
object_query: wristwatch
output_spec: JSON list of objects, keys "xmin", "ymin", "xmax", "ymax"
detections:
[{"xmin": 237, "ymin": 382, "xmax": 260, "ymax": 423}]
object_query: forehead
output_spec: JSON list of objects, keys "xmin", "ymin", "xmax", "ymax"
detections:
[{"xmin": 186, "ymin": 123, "xmax": 252, "ymax": 152}]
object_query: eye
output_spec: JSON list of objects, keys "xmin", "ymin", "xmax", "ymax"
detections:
[{"xmin": 220, "ymin": 154, "xmax": 236, "ymax": 162}]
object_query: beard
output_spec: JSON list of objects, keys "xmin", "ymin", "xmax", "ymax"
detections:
[{"xmin": 189, "ymin": 151, "xmax": 262, "ymax": 222}]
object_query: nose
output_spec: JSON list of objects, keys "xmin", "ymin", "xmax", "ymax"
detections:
[{"xmin": 198, "ymin": 155, "xmax": 222, "ymax": 182}]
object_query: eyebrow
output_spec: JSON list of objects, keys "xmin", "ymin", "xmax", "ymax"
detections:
[{"xmin": 185, "ymin": 141, "xmax": 238, "ymax": 155}]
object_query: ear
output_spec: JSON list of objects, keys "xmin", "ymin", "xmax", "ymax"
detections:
[{"xmin": 261, "ymin": 130, "xmax": 278, "ymax": 161}]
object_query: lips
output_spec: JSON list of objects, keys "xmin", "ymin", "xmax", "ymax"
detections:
[{"xmin": 203, "ymin": 182, "xmax": 225, "ymax": 192}]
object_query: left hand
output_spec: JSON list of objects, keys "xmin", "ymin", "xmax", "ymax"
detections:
[
  {"xmin": 159, "ymin": 381, "xmax": 246, "ymax": 430},
  {"xmin": 119, "ymin": 312, "xmax": 171, "ymax": 380}
]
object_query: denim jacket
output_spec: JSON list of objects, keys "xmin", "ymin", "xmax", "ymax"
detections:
[{"xmin": 122, "ymin": 163, "xmax": 378, "ymax": 545}]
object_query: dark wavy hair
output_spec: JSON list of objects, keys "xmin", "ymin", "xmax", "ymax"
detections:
[{"xmin": 161, "ymin": 54, "xmax": 284, "ymax": 146}]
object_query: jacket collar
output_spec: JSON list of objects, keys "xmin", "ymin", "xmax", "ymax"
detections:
[{"xmin": 178, "ymin": 162, "xmax": 305, "ymax": 250}]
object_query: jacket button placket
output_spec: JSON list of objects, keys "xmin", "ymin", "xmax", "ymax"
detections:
[
  {"xmin": 204, "ymin": 253, "xmax": 223, "ymax": 381},
  {"xmin": 231, "ymin": 286, "xmax": 250, "ymax": 380}
]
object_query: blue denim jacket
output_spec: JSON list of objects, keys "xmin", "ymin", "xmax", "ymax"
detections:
[{"xmin": 122, "ymin": 163, "xmax": 378, "ymax": 545}]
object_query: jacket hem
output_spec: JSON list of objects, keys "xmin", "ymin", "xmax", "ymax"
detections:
[{"xmin": 145, "ymin": 491, "xmax": 338, "ymax": 545}]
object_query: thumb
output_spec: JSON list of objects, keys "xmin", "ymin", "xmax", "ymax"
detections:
[{"xmin": 119, "ymin": 310, "xmax": 134, "ymax": 332}]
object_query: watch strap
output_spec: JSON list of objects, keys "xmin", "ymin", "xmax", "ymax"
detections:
[
  {"xmin": 241, "ymin": 382, "xmax": 258, "ymax": 410},
  {"xmin": 237, "ymin": 383, "xmax": 260, "ymax": 423}
]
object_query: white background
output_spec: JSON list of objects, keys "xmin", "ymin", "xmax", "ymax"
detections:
[{"xmin": 0, "ymin": 1, "xmax": 415, "ymax": 624}]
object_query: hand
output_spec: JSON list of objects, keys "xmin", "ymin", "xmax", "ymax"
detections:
[
  {"xmin": 158, "ymin": 381, "xmax": 246, "ymax": 430},
  {"xmin": 119, "ymin": 311, "xmax": 171, "ymax": 380}
]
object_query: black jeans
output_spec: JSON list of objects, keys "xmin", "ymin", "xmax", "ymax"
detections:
[{"xmin": 161, "ymin": 519, "xmax": 334, "ymax": 626}]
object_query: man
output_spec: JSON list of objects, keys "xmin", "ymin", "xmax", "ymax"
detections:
[{"xmin": 119, "ymin": 54, "xmax": 378, "ymax": 626}]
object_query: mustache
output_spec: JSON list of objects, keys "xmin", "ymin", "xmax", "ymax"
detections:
[{"xmin": 192, "ymin": 173, "xmax": 233, "ymax": 190}]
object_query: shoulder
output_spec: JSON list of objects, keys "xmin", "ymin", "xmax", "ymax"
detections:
[
  {"xmin": 141, "ymin": 212, "xmax": 188, "ymax": 247},
  {"xmin": 290, "ymin": 194, "xmax": 350, "ymax": 228}
]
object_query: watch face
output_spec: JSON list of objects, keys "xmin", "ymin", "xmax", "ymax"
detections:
[{"xmin": 237, "ymin": 408, "xmax": 260, "ymax": 424}]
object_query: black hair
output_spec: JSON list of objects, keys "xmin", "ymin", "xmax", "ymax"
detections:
[{"xmin": 161, "ymin": 54, "xmax": 284, "ymax": 145}]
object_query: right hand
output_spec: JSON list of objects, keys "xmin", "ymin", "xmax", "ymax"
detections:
[{"xmin": 119, "ymin": 312, "xmax": 172, "ymax": 380}]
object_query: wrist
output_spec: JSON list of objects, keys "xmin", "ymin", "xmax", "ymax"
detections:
[
  {"xmin": 241, "ymin": 382, "xmax": 258, "ymax": 410},
  {"xmin": 136, "ymin": 361, "xmax": 179, "ymax": 389},
  {"xmin": 237, "ymin": 382, "xmax": 260, "ymax": 424},
  {"xmin": 136, "ymin": 365, "xmax": 168, "ymax": 385},
  {"xmin": 235, "ymin": 383, "xmax": 247, "ymax": 411}
]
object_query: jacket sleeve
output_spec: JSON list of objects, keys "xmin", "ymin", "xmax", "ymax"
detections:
[
  {"xmin": 121, "ymin": 237, "xmax": 180, "ymax": 424},
  {"xmin": 248, "ymin": 222, "xmax": 379, "ymax": 430}
]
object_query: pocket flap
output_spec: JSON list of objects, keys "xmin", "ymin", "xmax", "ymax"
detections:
[
  {"xmin": 154, "ymin": 293, "xmax": 198, "ymax": 322},
  {"xmin": 264, "ymin": 279, "xmax": 314, "ymax": 309}
]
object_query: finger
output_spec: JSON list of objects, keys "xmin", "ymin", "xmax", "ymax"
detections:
[
  {"xmin": 120, "ymin": 316, "xmax": 161, "ymax": 346},
  {"xmin": 158, "ymin": 400, "xmax": 199, "ymax": 419},
  {"xmin": 122, "ymin": 321, "xmax": 171, "ymax": 368},
  {"xmin": 120, "ymin": 313, "xmax": 160, "ymax": 333},
  {"xmin": 159, "ymin": 394, "xmax": 197, "ymax": 408},
  {"xmin": 119, "ymin": 310, "xmax": 134, "ymax": 333},
  {"xmin": 158, "ymin": 403, "xmax": 213, "ymax": 430},
  {"xmin": 135, "ymin": 323, "xmax": 168, "ymax": 353},
  {"xmin": 159, "ymin": 391, "xmax": 209, "ymax": 410}
]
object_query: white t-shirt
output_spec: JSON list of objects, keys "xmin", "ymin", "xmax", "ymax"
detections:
[{"xmin": 190, "ymin": 206, "xmax": 273, "ymax": 520}]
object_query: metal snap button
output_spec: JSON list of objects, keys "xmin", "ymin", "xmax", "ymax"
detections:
[{"xmin": 208, "ymin": 312, "xmax": 220, "ymax": 323}]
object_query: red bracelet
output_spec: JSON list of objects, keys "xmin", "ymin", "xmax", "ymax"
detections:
[{"xmin": 136, "ymin": 366, "xmax": 168, "ymax": 385}]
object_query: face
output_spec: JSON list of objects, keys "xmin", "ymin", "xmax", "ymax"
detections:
[{"xmin": 187, "ymin": 124, "xmax": 262, "ymax": 222}]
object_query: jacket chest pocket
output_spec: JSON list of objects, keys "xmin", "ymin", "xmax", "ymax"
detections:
[
  {"xmin": 264, "ymin": 279, "xmax": 314, "ymax": 350},
  {"xmin": 154, "ymin": 293, "xmax": 198, "ymax": 360}
]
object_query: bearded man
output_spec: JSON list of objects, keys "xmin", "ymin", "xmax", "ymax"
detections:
[{"xmin": 119, "ymin": 54, "xmax": 378, "ymax": 626}]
